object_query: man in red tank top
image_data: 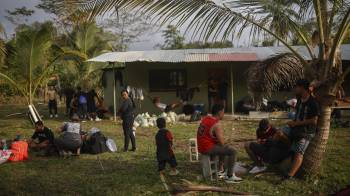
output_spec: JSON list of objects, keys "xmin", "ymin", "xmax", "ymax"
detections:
[{"xmin": 197, "ymin": 104, "xmax": 242, "ymax": 183}]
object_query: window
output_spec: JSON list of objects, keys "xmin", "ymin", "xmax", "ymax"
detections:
[{"xmin": 149, "ymin": 69, "xmax": 187, "ymax": 92}]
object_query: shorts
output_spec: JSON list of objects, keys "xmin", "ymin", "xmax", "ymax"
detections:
[
  {"xmin": 158, "ymin": 156, "xmax": 177, "ymax": 171},
  {"xmin": 294, "ymin": 135, "xmax": 314, "ymax": 155}
]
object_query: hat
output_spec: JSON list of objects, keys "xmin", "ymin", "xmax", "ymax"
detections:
[{"xmin": 71, "ymin": 114, "xmax": 80, "ymax": 121}]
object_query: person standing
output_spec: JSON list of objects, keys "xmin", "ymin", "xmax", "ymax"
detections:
[
  {"xmin": 283, "ymin": 79, "xmax": 320, "ymax": 180},
  {"xmin": 76, "ymin": 87, "xmax": 88, "ymax": 120},
  {"xmin": 119, "ymin": 90, "xmax": 136, "ymax": 152},
  {"xmin": 47, "ymin": 86, "xmax": 58, "ymax": 118},
  {"xmin": 208, "ymin": 78, "xmax": 217, "ymax": 112},
  {"xmin": 155, "ymin": 118, "xmax": 179, "ymax": 176},
  {"xmin": 64, "ymin": 86, "xmax": 75, "ymax": 116},
  {"xmin": 197, "ymin": 104, "xmax": 242, "ymax": 183},
  {"xmin": 218, "ymin": 78, "xmax": 228, "ymax": 110},
  {"xmin": 87, "ymin": 89, "xmax": 98, "ymax": 120}
]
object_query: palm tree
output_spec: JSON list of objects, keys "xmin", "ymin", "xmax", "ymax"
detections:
[
  {"xmin": 58, "ymin": 22, "xmax": 114, "ymax": 89},
  {"xmin": 62, "ymin": 0, "xmax": 350, "ymax": 176},
  {"xmin": 0, "ymin": 22, "xmax": 80, "ymax": 104}
]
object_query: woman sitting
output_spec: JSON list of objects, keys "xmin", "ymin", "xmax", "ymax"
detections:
[{"xmin": 55, "ymin": 114, "xmax": 82, "ymax": 156}]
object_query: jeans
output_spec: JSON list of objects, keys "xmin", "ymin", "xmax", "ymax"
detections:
[
  {"xmin": 122, "ymin": 117, "xmax": 136, "ymax": 151},
  {"xmin": 78, "ymin": 103, "xmax": 87, "ymax": 119},
  {"xmin": 205, "ymin": 145, "xmax": 237, "ymax": 177}
]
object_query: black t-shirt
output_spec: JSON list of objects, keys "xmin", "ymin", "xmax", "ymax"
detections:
[
  {"xmin": 293, "ymin": 96, "xmax": 320, "ymax": 137},
  {"xmin": 31, "ymin": 127, "xmax": 54, "ymax": 144}
]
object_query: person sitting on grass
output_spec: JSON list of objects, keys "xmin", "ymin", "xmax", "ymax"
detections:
[
  {"xmin": 245, "ymin": 119, "xmax": 291, "ymax": 174},
  {"xmin": 28, "ymin": 121, "xmax": 55, "ymax": 156},
  {"xmin": 197, "ymin": 104, "xmax": 242, "ymax": 183},
  {"xmin": 152, "ymin": 97, "xmax": 184, "ymax": 113},
  {"xmin": 155, "ymin": 117, "xmax": 179, "ymax": 176},
  {"xmin": 55, "ymin": 114, "xmax": 82, "ymax": 156}
]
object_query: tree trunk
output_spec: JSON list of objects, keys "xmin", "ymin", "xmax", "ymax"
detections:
[{"xmin": 300, "ymin": 105, "xmax": 332, "ymax": 176}]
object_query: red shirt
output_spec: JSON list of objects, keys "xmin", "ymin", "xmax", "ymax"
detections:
[{"xmin": 197, "ymin": 116, "xmax": 219, "ymax": 153}]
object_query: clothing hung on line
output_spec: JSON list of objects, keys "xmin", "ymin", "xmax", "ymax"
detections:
[{"xmin": 126, "ymin": 86, "xmax": 144, "ymax": 101}]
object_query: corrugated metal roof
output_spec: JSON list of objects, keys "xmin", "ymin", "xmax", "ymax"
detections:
[{"xmin": 87, "ymin": 44, "xmax": 350, "ymax": 63}]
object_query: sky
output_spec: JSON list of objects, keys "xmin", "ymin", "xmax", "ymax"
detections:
[
  {"xmin": 0, "ymin": 0, "xmax": 249, "ymax": 51},
  {"xmin": 0, "ymin": 0, "xmax": 166, "ymax": 50}
]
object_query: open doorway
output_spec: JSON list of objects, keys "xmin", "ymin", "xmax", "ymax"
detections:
[{"xmin": 208, "ymin": 68, "xmax": 228, "ymax": 112}]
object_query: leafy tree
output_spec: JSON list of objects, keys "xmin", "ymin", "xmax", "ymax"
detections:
[
  {"xmin": 64, "ymin": 0, "xmax": 350, "ymax": 176},
  {"xmin": 102, "ymin": 8, "xmax": 154, "ymax": 51},
  {"xmin": 184, "ymin": 41, "xmax": 233, "ymax": 49},
  {"xmin": 159, "ymin": 25, "xmax": 185, "ymax": 50},
  {"xmin": 159, "ymin": 25, "xmax": 233, "ymax": 49},
  {"xmin": 0, "ymin": 23, "xmax": 6, "ymax": 69}
]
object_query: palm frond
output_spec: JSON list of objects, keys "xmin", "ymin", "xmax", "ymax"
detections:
[{"xmin": 247, "ymin": 53, "xmax": 304, "ymax": 102}]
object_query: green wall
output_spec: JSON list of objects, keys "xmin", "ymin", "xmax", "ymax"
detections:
[{"xmin": 103, "ymin": 61, "xmax": 279, "ymax": 115}]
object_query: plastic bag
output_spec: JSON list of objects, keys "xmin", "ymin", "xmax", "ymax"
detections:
[
  {"xmin": 106, "ymin": 139, "xmax": 117, "ymax": 152},
  {"xmin": 233, "ymin": 162, "xmax": 248, "ymax": 175},
  {"xmin": 0, "ymin": 150, "xmax": 12, "ymax": 164}
]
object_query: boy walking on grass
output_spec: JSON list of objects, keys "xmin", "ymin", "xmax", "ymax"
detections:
[{"xmin": 155, "ymin": 118, "xmax": 179, "ymax": 176}]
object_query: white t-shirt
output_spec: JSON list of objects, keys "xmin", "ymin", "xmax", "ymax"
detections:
[
  {"xmin": 63, "ymin": 122, "xmax": 81, "ymax": 134},
  {"xmin": 156, "ymin": 103, "xmax": 167, "ymax": 111}
]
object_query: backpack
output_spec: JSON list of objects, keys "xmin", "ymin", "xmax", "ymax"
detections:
[
  {"xmin": 82, "ymin": 132, "xmax": 108, "ymax": 154},
  {"xmin": 8, "ymin": 141, "xmax": 28, "ymax": 162},
  {"xmin": 79, "ymin": 95, "xmax": 87, "ymax": 104}
]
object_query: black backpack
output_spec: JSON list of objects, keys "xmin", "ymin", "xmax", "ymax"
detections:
[{"xmin": 83, "ymin": 132, "xmax": 108, "ymax": 154}]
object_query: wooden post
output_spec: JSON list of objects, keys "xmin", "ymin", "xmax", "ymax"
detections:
[
  {"xmin": 230, "ymin": 65, "xmax": 234, "ymax": 115},
  {"xmin": 112, "ymin": 63, "xmax": 117, "ymax": 122}
]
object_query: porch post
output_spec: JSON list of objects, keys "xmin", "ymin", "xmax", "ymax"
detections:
[
  {"xmin": 113, "ymin": 62, "xmax": 117, "ymax": 122},
  {"xmin": 230, "ymin": 65, "xmax": 234, "ymax": 115}
]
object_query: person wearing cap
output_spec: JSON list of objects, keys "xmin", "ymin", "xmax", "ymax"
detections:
[
  {"xmin": 54, "ymin": 114, "xmax": 82, "ymax": 155},
  {"xmin": 28, "ymin": 121, "xmax": 55, "ymax": 156}
]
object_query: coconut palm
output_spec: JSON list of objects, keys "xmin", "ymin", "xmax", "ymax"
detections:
[
  {"xmin": 61, "ymin": 0, "xmax": 350, "ymax": 176},
  {"xmin": 0, "ymin": 22, "xmax": 82, "ymax": 104},
  {"xmin": 58, "ymin": 22, "xmax": 115, "ymax": 89}
]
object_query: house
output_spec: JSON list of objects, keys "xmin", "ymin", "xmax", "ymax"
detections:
[{"xmin": 89, "ymin": 45, "xmax": 350, "ymax": 115}]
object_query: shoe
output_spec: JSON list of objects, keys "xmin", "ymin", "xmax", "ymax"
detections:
[
  {"xmin": 249, "ymin": 166, "xmax": 267, "ymax": 174},
  {"xmin": 224, "ymin": 174, "xmax": 243, "ymax": 183},
  {"xmin": 95, "ymin": 117, "xmax": 102, "ymax": 122},
  {"xmin": 55, "ymin": 114, "xmax": 58, "ymax": 118},
  {"xmin": 218, "ymin": 171, "xmax": 226, "ymax": 179},
  {"xmin": 169, "ymin": 169, "xmax": 179, "ymax": 176},
  {"xmin": 50, "ymin": 115, "xmax": 53, "ymax": 118}
]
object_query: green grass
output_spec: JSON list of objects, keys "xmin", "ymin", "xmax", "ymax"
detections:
[{"xmin": 0, "ymin": 105, "xmax": 349, "ymax": 195}]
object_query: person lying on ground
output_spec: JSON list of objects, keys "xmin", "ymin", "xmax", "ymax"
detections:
[
  {"xmin": 152, "ymin": 97, "xmax": 184, "ymax": 113},
  {"xmin": 155, "ymin": 117, "xmax": 179, "ymax": 176},
  {"xmin": 54, "ymin": 114, "xmax": 82, "ymax": 156},
  {"xmin": 197, "ymin": 104, "xmax": 242, "ymax": 183},
  {"xmin": 28, "ymin": 121, "xmax": 55, "ymax": 156},
  {"xmin": 283, "ymin": 79, "xmax": 320, "ymax": 181},
  {"xmin": 245, "ymin": 119, "xmax": 291, "ymax": 174}
]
